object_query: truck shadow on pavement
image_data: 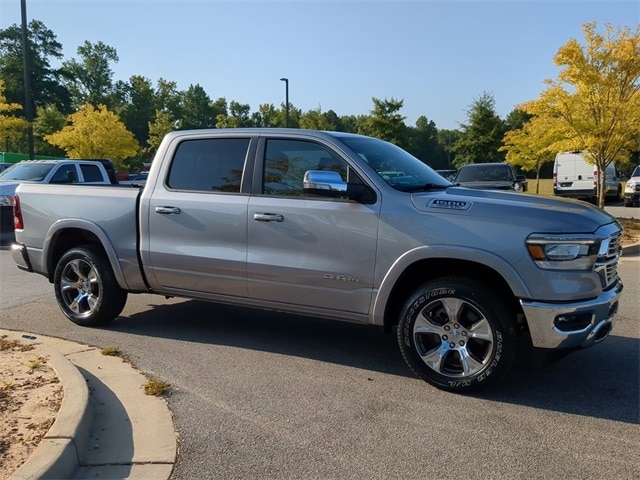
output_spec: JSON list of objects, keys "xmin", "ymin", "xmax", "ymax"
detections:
[{"xmin": 113, "ymin": 298, "xmax": 639, "ymax": 425}]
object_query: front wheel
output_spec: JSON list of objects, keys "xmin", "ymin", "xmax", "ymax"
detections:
[
  {"xmin": 397, "ymin": 277, "xmax": 515, "ymax": 393},
  {"xmin": 54, "ymin": 246, "xmax": 127, "ymax": 326}
]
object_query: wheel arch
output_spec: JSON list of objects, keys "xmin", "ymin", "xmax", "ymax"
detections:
[
  {"xmin": 373, "ymin": 250, "xmax": 528, "ymax": 333},
  {"xmin": 44, "ymin": 221, "xmax": 127, "ymax": 289}
]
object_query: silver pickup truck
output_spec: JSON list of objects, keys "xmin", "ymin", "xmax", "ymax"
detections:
[{"xmin": 10, "ymin": 129, "xmax": 623, "ymax": 392}]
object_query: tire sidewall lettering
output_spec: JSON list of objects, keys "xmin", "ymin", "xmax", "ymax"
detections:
[{"xmin": 399, "ymin": 281, "xmax": 511, "ymax": 391}]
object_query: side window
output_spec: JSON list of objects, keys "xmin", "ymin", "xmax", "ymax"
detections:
[
  {"xmin": 167, "ymin": 138, "xmax": 249, "ymax": 193},
  {"xmin": 263, "ymin": 139, "xmax": 348, "ymax": 196},
  {"xmin": 50, "ymin": 165, "xmax": 78, "ymax": 184},
  {"xmin": 80, "ymin": 164, "xmax": 103, "ymax": 182}
]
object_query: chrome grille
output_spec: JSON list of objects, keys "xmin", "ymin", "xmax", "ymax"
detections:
[{"xmin": 595, "ymin": 232, "xmax": 621, "ymax": 289}]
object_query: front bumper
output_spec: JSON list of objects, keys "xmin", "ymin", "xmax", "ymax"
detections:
[
  {"xmin": 624, "ymin": 191, "xmax": 639, "ymax": 203},
  {"xmin": 520, "ymin": 280, "xmax": 623, "ymax": 349}
]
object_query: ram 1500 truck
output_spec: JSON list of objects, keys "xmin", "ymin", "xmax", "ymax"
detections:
[{"xmin": 10, "ymin": 129, "xmax": 624, "ymax": 392}]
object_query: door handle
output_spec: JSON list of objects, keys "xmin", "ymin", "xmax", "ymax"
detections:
[
  {"xmin": 253, "ymin": 213, "xmax": 284, "ymax": 222},
  {"xmin": 155, "ymin": 206, "xmax": 181, "ymax": 214}
]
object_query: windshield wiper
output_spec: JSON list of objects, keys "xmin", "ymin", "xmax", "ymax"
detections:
[{"xmin": 402, "ymin": 183, "xmax": 451, "ymax": 193}]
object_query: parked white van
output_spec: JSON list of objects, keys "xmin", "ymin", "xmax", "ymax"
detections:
[{"xmin": 553, "ymin": 151, "xmax": 622, "ymax": 202}]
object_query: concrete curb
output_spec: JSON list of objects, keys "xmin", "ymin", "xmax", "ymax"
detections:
[
  {"xmin": 622, "ymin": 242, "xmax": 640, "ymax": 257},
  {"xmin": 8, "ymin": 337, "xmax": 91, "ymax": 480},
  {"xmin": 4, "ymin": 330, "xmax": 176, "ymax": 480}
]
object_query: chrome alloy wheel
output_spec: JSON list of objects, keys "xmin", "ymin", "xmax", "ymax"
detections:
[
  {"xmin": 59, "ymin": 258, "xmax": 101, "ymax": 317},
  {"xmin": 413, "ymin": 297, "xmax": 494, "ymax": 377}
]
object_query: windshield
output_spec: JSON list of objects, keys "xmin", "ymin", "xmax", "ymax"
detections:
[
  {"xmin": 632, "ymin": 166, "xmax": 640, "ymax": 178},
  {"xmin": 456, "ymin": 164, "xmax": 513, "ymax": 182},
  {"xmin": 337, "ymin": 135, "xmax": 451, "ymax": 191},
  {"xmin": 0, "ymin": 163, "xmax": 55, "ymax": 181}
]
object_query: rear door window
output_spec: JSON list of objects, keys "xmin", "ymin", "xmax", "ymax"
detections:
[
  {"xmin": 80, "ymin": 164, "xmax": 104, "ymax": 182},
  {"xmin": 167, "ymin": 138, "xmax": 250, "ymax": 193}
]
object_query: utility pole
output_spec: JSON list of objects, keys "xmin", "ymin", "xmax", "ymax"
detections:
[{"xmin": 21, "ymin": 0, "xmax": 35, "ymax": 159}]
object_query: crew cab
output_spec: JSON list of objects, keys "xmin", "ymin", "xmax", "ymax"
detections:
[{"xmin": 10, "ymin": 129, "xmax": 623, "ymax": 393}]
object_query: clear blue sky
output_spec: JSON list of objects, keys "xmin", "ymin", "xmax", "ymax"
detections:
[{"xmin": 1, "ymin": 0, "xmax": 638, "ymax": 129}]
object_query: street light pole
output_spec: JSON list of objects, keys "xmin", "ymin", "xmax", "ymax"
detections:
[{"xmin": 279, "ymin": 77, "xmax": 289, "ymax": 128}]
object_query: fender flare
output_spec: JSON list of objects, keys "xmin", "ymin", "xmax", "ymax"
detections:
[
  {"xmin": 43, "ymin": 218, "xmax": 130, "ymax": 290},
  {"xmin": 369, "ymin": 245, "xmax": 532, "ymax": 326}
]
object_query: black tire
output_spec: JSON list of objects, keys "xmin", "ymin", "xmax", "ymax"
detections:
[
  {"xmin": 53, "ymin": 245, "xmax": 127, "ymax": 326},
  {"xmin": 397, "ymin": 277, "xmax": 515, "ymax": 393}
]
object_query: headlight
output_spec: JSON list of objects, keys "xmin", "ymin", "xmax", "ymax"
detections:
[
  {"xmin": 625, "ymin": 180, "xmax": 637, "ymax": 191},
  {"xmin": 0, "ymin": 195, "xmax": 14, "ymax": 207},
  {"xmin": 526, "ymin": 234, "xmax": 600, "ymax": 270}
]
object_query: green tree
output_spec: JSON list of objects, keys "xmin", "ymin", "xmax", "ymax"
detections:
[
  {"xmin": 45, "ymin": 104, "xmax": 138, "ymax": 169},
  {"xmin": 338, "ymin": 114, "xmax": 360, "ymax": 133},
  {"xmin": 0, "ymin": 80, "xmax": 28, "ymax": 151},
  {"xmin": 33, "ymin": 104, "xmax": 66, "ymax": 156},
  {"xmin": 500, "ymin": 114, "xmax": 565, "ymax": 193},
  {"xmin": 155, "ymin": 78, "xmax": 183, "ymax": 120},
  {"xmin": 504, "ymin": 108, "xmax": 532, "ymax": 131},
  {"xmin": 300, "ymin": 107, "xmax": 334, "ymax": 130},
  {"xmin": 119, "ymin": 75, "xmax": 156, "ymax": 148},
  {"xmin": 321, "ymin": 109, "xmax": 343, "ymax": 131},
  {"xmin": 0, "ymin": 20, "xmax": 71, "ymax": 114},
  {"xmin": 275, "ymin": 102, "xmax": 301, "ymax": 128},
  {"xmin": 62, "ymin": 41, "xmax": 119, "ymax": 109},
  {"xmin": 180, "ymin": 84, "xmax": 216, "ymax": 129},
  {"xmin": 251, "ymin": 103, "xmax": 278, "ymax": 127},
  {"xmin": 146, "ymin": 109, "xmax": 176, "ymax": 158},
  {"xmin": 437, "ymin": 129, "xmax": 461, "ymax": 170},
  {"xmin": 216, "ymin": 100, "xmax": 253, "ymax": 128},
  {"xmin": 363, "ymin": 97, "xmax": 407, "ymax": 147},
  {"xmin": 453, "ymin": 92, "xmax": 506, "ymax": 167},
  {"xmin": 406, "ymin": 116, "xmax": 447, "ymax": 167},
  {"xmin": 523, "ymin": 22, "xmax": 640, "ymax": 207}
]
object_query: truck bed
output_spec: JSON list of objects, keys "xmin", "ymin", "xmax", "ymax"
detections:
[{"xmin": 14, "ymin": 183, "xmax": 146, "ymax": 291}]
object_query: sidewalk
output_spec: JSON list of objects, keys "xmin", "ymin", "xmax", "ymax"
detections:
[{"xmin": 2, "ymin": 329, "xmax": 176, "ymax": 480}]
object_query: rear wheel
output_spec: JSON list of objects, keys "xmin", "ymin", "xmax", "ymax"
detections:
[
  {"xmin": 53, "ymin": 246, "xmax": 127, "ymax": 326},
  {"xmin": 397, "ymin": 277, "xmax": 515, "ymax": 393}
]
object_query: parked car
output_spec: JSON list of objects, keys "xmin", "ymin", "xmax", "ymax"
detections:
[
  {"xmin": 624, "ymin": 165, "xmax": 640, "ymax": 207},
  {"xmin": 435, "ymin": 169, "xmax": 457, "ymax": 182},
  {"xmin": 454, "ymin": 162, "xmax": 528, "ymax": 191}
]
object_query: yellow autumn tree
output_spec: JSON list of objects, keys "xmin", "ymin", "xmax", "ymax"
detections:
[
  {"xmin": 46, "ymin": 104, "xmax": 139, "ymax": 170},
  {"xmin": 0, "ymin": 80, "xmax": 29, "ymax": 151},
  {"xmin": 521, "ymin": 22, "xmax": 640, "ymax": 207},
  {"xmin": 501, "ymin": 114, "xmax": 568, "ymax": 194}
]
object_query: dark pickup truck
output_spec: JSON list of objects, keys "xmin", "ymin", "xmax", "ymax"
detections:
[{"xmin": 454, "ymin": 162, "xmax": 528, "ymax": 192}]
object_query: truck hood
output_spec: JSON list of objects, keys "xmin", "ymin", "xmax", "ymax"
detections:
[
  {"xmin": 0, "ymin": 181, "xmax": 24, "ymax": 196},
  {"xmin": 411, "ymin": 186, "xmax": 617, "ymax": 233},
  {"xmin": 455, "ymin": 180, "xmax": 515, "ymax": 190}
]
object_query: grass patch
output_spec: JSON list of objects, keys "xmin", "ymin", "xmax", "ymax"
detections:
[
  {"xmin": 143, "ymin": 378, "xmax": 170, "ymax": 396},
  {"xmin": 24, "ymin": 358, "xmax": 45, "ymax": 372},
  {"xmin": 100, "ymin": 346, "xmax": 121, "ymax": 356}
]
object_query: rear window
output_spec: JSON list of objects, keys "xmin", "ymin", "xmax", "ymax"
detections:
[
  {"xmin": 167, "ymin": 138, "xmax": 250, "ymax": 193},
  {"xmin": 80, "ymin": 164, "xmax": 104, "ymax": 182}
]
